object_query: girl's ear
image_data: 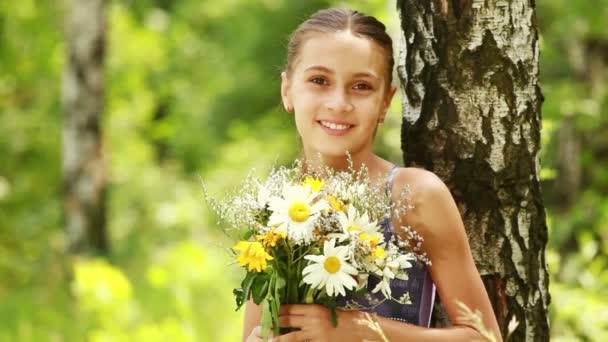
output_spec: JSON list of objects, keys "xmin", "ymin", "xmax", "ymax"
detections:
[
  {"xmin": 281, "ymin": 72, "xmax": 293, "ymax": 112},
  {"xmin": 379, "ymin": 85, "xmax": 398, "ymax": 122}
]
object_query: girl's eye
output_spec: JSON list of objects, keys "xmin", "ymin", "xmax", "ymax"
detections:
[
  {"xmin": 310, "ymin": 77, "xmax": 328, "ymax": 86},
  {"xmin": 353, "ymin": 83, "xmax": 372, "ymax": 91}
]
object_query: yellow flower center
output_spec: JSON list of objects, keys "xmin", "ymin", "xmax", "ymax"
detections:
[
  {"xmin": 359, "ymin": 233, "xmax": 381, "ymax": 248},
  {"xmin": 324, "ymin": 256, "xmax": 341, "ymax": 274},
  {"xmin": 373, "ymin": 247, "xmax": 387, "ymax": 259},
  {"xmin": 348, "ymin": 225, "xmax": 362, "ymax": 232},
  {"xmin": 289, "ymin": 202, "xmax": 311, "ymax": 222}
]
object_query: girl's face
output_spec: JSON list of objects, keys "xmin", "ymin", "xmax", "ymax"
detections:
[{"xmin": 281, "ymin": 31, "xmax": 396, "ymax": 159}]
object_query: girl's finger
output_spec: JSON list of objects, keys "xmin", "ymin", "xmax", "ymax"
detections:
[
  {"xmin": 249, "ymin": 326, "xmax": 274, "ymax": 341},
  {"xmin": 273, "ymin": 329, "xmax": 309, "ymax": 342},
  {"xmin": 278, "ymin": 315, "xmax": 307, "ymax": 329},
  {"xmin": 280, "ymin": 304, "xmax": 313, "ymax": 316}
]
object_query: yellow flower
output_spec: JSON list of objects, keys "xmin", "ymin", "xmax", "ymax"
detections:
[
  {"xmin": 328, "ymin": 195, "xmax": 348, "ymax": 212},
  {"xmin": 373, "ymin": 246, "xmax": 387, "ymax": 259},
  {"xmin": 233, "ymin": 241, "xmax": 273, "ymax": 272},
  {"xmin": 302, "ymin": 177, "xmax": 324, "ymax": 192},
  {"xmin": 359, "ymin": 233, "xmax": 381, "ymax": 248},
  {"xmin": 256, "ymin": 228, "xmax": 287, "ymax": 248}
]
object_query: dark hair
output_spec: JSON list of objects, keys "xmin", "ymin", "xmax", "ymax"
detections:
[{"xmin": 285, "ymin": 8, "xmax": 394, "ymax": 87}]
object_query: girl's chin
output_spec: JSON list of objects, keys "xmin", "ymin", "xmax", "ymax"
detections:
[{"xmin": 307, "ymin": 145, "xmax": 356, "ymax": 159}]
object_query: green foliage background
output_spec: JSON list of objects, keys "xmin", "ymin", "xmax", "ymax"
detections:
[{"xmin": 0, "ymin": 0, "xmax": 606, "ymax": 341}]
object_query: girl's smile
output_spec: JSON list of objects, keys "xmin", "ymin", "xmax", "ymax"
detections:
[{"xmin": 317, "ymin": 119, "xmax": 354, "ymax": 136}]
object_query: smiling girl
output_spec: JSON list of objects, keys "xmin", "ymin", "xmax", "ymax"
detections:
[{"xmin": 243, "ymin": 8, "xmax": 501, "ymax": 342}]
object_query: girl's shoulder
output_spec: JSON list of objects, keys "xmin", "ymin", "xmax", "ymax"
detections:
[
  {"xmin": 390, "ymin": 167, "xmax": 457, "ymax": 240},
  {"xmin": 392, "ymin": 166, "xmax": 449, "ymax": 202}
]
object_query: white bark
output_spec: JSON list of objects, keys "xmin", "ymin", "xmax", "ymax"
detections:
[
  {"xmin": 397, "ymin": 1, "xmax": 550, "ymax": 340},
  {"xmin": 62, "ymin": 0, "xmax": 108, "ymax": 254}
]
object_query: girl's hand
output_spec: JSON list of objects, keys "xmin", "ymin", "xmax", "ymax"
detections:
[
  {"xmin": 273, "ymin": 304, "xmax": 357, "ymax": 342},
  {"xmin": 246, "ymin": 325, "xmax": 274, "ymax": 342}
]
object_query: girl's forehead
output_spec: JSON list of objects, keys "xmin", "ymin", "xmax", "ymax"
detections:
[{"xmin": 295, "ymin": 32, "xmax": 387, "ymax": 77}]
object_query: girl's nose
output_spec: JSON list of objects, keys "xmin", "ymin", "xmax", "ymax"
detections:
[{"xmin": 325, "ymin": 89, "xmax": 354, "ymax": 113}]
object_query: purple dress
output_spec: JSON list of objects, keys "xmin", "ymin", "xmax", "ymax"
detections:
[{"xmin": 339, "ymin": 165, "xmax": 436, "ymax": 327}]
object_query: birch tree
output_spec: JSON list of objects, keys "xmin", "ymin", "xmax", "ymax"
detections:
[
  {"xmin": 396, "ymin": 1, "xmax": 550, "ymax": 340},
  {"xmin": 62, "ymin": 0, "xmax": 108, "ymax": 255}
]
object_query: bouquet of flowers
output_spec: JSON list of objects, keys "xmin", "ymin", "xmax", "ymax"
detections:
[{"xmin": 205, "ymin": 161, "xmax": 427, "ymax": 338}]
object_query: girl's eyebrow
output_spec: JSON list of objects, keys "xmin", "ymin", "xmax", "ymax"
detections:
[
  {"xmin": 304, "ymin": 65, "xmax": 333, "ymax": 73},
  {"xmin": 303, "ymin": 65, "xmax": 380, "ymax": 81}
]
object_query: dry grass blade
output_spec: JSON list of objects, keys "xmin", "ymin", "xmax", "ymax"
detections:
[
  {"xmin": 455, "ymin": 300, "xmax": 499, "ymax": 342},
  {"xmin": 354, "ymin": 312, "xmax": 389, "ymax": 342}
]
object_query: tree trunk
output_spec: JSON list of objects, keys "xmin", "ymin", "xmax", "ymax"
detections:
[
  {"xmin": 396, "ymin": 1, "xmax": 550, "ymax": 340},
  {"xmin": 62, "ymin": 0, "xmax": 108, "ymax": 255}
]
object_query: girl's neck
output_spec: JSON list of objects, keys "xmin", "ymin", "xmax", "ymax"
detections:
[
  {"xmin": 301, "ymin": 151, "xmax": 392, "ymax": 185},
  {"xmin": 303, "ymin": 150, "xmax": 373, "ymax": 170}
]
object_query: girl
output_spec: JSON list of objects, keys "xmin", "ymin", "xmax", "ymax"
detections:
[{"xmin": 244, "ymin": 8, "xmax": 501, "ymax": 342}]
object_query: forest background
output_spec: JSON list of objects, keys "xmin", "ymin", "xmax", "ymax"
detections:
[{"xmin": 1, "ymin": 0, "xmax": 607, "ymax": 341}]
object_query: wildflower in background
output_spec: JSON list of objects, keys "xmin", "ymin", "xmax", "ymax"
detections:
[
  {"xmin": 303, "ymin": 239, "xmax": 358, "ymax": 296},
  {"xmin": 233, "ymin": 241, "xmax": 273, "ymax": 272}
]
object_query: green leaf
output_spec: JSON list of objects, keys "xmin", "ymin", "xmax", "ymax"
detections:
[
  {"xmin": 234, "ymin": 271, "xmax": 258, "ymax": 310},
  {"xmin": 272, "ymin": 277, "xmax": 282, "ymax": 336},
  {"xmin": 251, "ymin": 273, "xmax": 270, "ymax": 305},
  {"xmin": 243, "ymin": 230, "xmax": 255, "ymax": 240},
  {"xmin": 261, "ymin": 298, "xmax": 272, "ymax": 341},
  {"xmin": 233, "ymin": 288, "xmax": 244, "ymax": 310},
  {"xmin": 275, "ymin": 273, "xmax": 286, "ymax": 289}
]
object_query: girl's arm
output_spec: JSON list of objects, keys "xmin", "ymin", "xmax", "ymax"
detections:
[
  {"xmin": 384, "ymin": 167, "xmax": 501, "ymax": 341},
  {"xmin": 274, "ymin": 304, "xmax": 485, "ymax": 341}
]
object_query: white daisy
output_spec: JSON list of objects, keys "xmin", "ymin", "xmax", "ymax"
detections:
[
  {"xmin": 267, "ymin": 184, "xmax": 328, "ymax": 244},
  {"xmin": 372, "ymin": 276, "xmax": 393, "ymax": 299},
  {"xmin": 393, "ymin": 254, "xmax": 416, "ymax": 280},
  {"xmin": 302, "ymin": 239, "xmax": 358, "ymax": 297},
  {"xmin": 371, "ymin": 253, "xmax": 415, "ymax": 299},
  {"xmin": 332, "ymin": 205, "xmax": 383, "ymax": 243}
]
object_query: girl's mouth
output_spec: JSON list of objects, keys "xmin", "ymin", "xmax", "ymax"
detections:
[{"xmin": 317, "ymin": 120, "xmax": 353, "ymax": 136}]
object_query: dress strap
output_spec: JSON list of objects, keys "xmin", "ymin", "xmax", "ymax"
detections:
[
  {"xmin": 385, "ymin": 164, "xmax": 400, "ymax": 196},
  {"xmin": 384, "ymin": 164, "xmax": 401, "ymax": 223}
]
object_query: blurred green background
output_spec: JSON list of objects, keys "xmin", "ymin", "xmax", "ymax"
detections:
[{"xmin": 1, "ymin": 0, "xmax": 606, "ymax": 341}]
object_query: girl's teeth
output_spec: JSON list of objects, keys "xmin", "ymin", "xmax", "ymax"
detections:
[{"xmin": 321, "ymin": 121, "xmax": 350, "ymax": 130}]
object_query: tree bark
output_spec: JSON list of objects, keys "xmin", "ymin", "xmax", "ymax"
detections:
[
  {"xmin": 396, "ymin": 1, "xmax": 550, "ymax": 340},
  {"xmin": 62, "ymin": 0, "xmax": 108, "ymax": 255}
]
